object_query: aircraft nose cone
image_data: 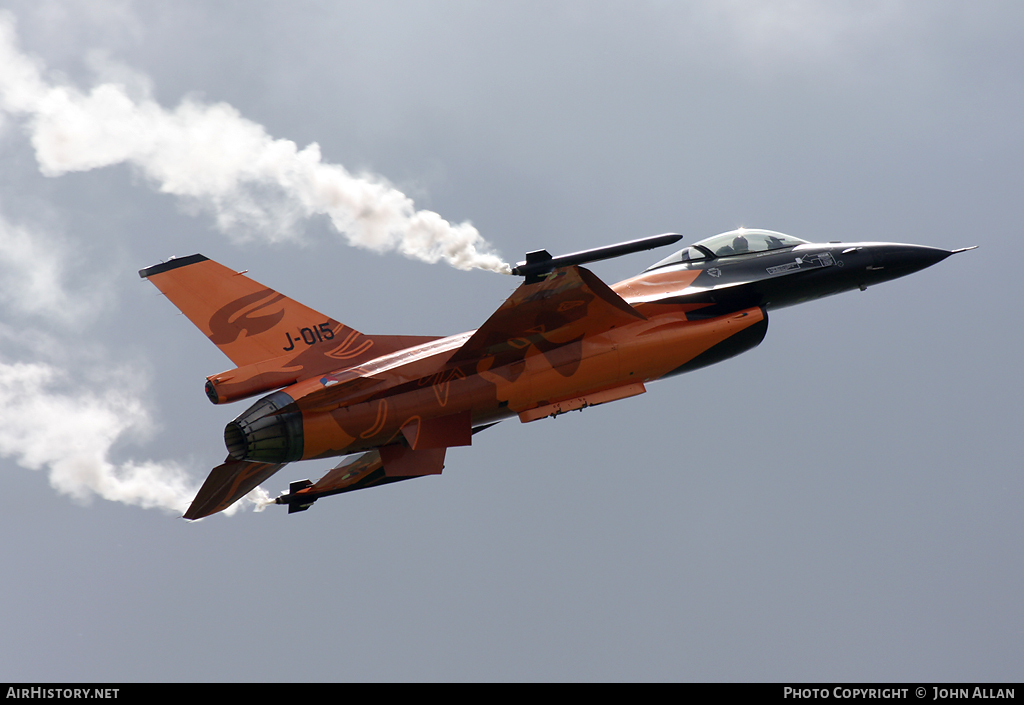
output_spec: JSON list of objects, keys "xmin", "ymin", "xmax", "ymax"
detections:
[{"xmin": 872, "ymin": 244, "xmax": 952, "ymax": 275}]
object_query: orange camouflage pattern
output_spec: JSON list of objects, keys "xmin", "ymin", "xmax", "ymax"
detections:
[{"xmin": 141, "ymin": 253, "xmax": 767, "ymax": 519}]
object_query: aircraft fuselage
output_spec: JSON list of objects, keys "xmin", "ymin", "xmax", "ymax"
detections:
[
  {"xmin": 225, "ymin": 239, "xmax": 954, "ymax": 466},
  {"xmin": 138, "ymin": 229, "xmax": 970, "ymax": 517}
]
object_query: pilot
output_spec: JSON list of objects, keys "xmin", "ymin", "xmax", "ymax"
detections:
[{"xmin": 731, "ymin": 234, "xmax": 749, "ymax": 253}]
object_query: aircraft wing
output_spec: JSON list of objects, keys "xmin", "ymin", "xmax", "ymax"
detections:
[
  {"xmin": 269, "ymin": 265, "xmax": 645, "ymax": 416},
  {"xmin": 447, "ymin": 265, "xmax": 645, "ymax": 370},
  {"xmin": 273, "ymin": 421, "xmax": 499, "ymax": 513},
  {"xmin": 273, "ymin": 449, "xmax": 428, "ymax": 513}
]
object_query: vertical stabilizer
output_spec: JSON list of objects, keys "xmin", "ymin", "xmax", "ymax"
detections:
[
  {"xmin": 140, "ymin": 254, "xmax": 361, "ymax": 367},
  {"xmin": 141, "ymin": 254, "xmax": 444, "ymax": 403}
]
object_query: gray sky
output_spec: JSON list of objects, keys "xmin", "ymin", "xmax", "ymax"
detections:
[{"xmin": 0, "ymin": 0, "xmax": 1020, "ymax": 682}]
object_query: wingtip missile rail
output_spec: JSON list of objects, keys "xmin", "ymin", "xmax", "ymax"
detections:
[{"xmin": 511, "ymin": 233, "xmax": 683, "ymax": 283}]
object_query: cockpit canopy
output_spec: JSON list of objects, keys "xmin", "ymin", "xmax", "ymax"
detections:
[{"xmin": 645, "ymin": 228, "xmax": 809, "ymax": 271}]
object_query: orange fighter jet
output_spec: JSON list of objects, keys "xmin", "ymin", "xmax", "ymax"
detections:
[{"xmin": 140, "ymin": 229, "xmax": 973, "ymax": 519}]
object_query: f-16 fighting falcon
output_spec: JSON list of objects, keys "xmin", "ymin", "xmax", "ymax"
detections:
[{"xmin": 139, "ymin": 228, "xmax": 974, "ymax": 519}]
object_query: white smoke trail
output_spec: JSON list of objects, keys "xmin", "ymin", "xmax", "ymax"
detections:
[
  {"xmin": 0, "ymin": 11, "xmax": 505, "ymax": 518},
  {"xmin": 0, "ymin": 208, "xmax": 266, "ymax": 518},
  {"xmin": 0, "ymin": 211, "xmax": 77, "ymax": 321},
  {"xmin": 0, "ymin": 358, "xmax": 196, "ymax": 514},
  {"xmin": 0, "ymin": 356, "xmax": 270, "ymax": 517},
  {"xmin": 0, "ymin": 11, "xmax": 510, "ymax": 273}
]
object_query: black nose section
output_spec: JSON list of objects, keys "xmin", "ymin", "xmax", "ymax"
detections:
[{"xmin": 871, "ymin": 244, "xmax": 952, "ymax": 276}]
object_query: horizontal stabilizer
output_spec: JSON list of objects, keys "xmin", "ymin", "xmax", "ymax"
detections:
[{"xmin": 184, "ymin": 457, "xmax": 286, "ymax": 520}]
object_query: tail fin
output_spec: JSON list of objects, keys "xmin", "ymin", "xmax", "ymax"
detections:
[
  {"xmin": 141, "ymin": 254, "xmax": 443, "ymax": 404},
  {"xmin": 140, "ymin": 253, "xmax": 354, "ymax": 366},
  {"xmin": 140, "ymin": 254, "xmax": 362, "ymax": 368}
]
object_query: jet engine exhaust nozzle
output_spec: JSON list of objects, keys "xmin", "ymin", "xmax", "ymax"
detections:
[{"xmin": 224, "ymin": 391, "xmax": 304, "ymax": 463}]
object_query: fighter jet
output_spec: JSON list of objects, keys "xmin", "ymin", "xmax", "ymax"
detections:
[{"xmin": 139, "ymin": 228, "xmax": 973, "ymax": 519}]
